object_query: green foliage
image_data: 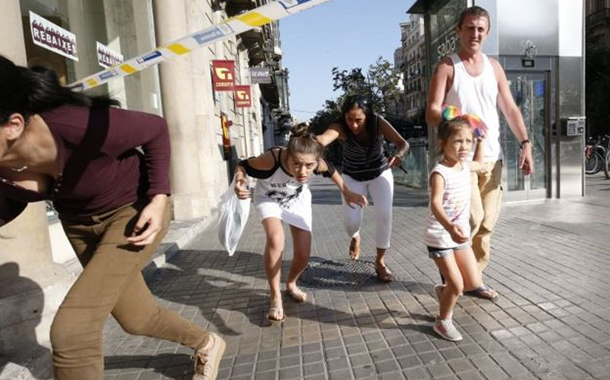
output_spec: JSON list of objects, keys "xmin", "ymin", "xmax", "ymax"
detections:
[
  {"xmin": 367, "ymin": 57, "xmax": 403, "ymax": 114},
  {"xmin": 586, "ymin": 46, "xmax": 610, "ymax": 138},
  {"xmin": 309, "ymin": 99, "xmax": 340, "ymax": 135},
  {"xmin": 310, "ymin": 57, "xmax": 403, "ymax": 134}
]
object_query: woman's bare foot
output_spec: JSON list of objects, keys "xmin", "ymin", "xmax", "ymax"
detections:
[
  {"xmin": 375, "ymin": 264, "xmax": 393, "ymax": 282},
  {"xmin": 349, "ymin": 236, "xmax": 360, "ymax": 260},
  {"xmin": 285, "ymin": 284, "xmax": 307, "ymax": 303}
]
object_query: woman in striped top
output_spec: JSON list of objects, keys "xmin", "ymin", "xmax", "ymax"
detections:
[
  {"xmin": 424, "ymin": 115, "xmax": 497, "ymax": 342},
  {"xmin": 317, "ymin": 95, "xmax": 409, "ymax": 282}
]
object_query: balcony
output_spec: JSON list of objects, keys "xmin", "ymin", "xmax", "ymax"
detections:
[{"xmin": 224, "ymin": 0, "xmax": 257, "ymax": 17}]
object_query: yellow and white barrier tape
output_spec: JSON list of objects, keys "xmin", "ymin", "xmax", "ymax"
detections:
[{"xmin": 68, "ymin": 0, "xmax": 333, "ymax": 91}]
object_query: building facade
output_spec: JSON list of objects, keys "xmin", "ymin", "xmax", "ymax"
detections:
[
  {"xmin": 402, "ymin": 14, "xmax": 427, "ymax": 124},
  {"xmin": 587, "ymin": 0, "xmax": 610, "ymax": 48},
  {"xmin": 387, "ymin": 46, "xmax": 408, "ymax": 120}
]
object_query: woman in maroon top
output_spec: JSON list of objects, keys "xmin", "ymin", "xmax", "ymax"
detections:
[{"xmin": 0, "ymin": 56, "xmax": 223, "ymax": 380}]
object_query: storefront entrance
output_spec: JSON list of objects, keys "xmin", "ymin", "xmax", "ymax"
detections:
[{"xmin": 501, "ymin": 71, "xmax": 550, "ymax": 202}]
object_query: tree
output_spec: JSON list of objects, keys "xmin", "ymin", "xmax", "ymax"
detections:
[
  {"xmin": 308, "ymin": 58, "xmax": 405, "ymax": 165},
  {"xmin": 329, "ymin": 57, "xmax": 402, "ymax": 116},
  {"xmin": 367, "ymin": 57, "xmax": 403, "ymax": 115},
  {"xmin": 310, "ymin": 58, "xmax": 404, "ymax": 134}
]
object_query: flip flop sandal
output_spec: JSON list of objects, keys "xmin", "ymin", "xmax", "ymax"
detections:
[
  {"xmin": 465, "ymin": 284, "xmax": 498, "ymax": 300},
  {"xmin": 375, "ymin": 265, "xmax": 393, "ymax": 283},
  {"xmin": 285, "ymin": 288, "xmax": 307, "ymax": 303},
  {"xmin": 267, "ymin": 307, "xmax": 285, "ymax": 323}
]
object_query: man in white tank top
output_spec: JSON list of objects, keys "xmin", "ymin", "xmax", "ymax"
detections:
[{"xmin": 426, "ymin": 6, "xmax": 534, "ymax": 275}]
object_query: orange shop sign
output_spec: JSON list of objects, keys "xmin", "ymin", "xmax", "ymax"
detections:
[
  {"xmin": 212, "ymin": 60, "xmax": 235, "ymax": 91},
  {"xmin": 234, "ymin": 85, "xmax": 251, "ymax": 108}
]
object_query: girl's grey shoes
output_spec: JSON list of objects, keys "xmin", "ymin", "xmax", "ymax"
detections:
[{"xmin": 433, "ymin": 317, "xmax": 463, "ymax": 341}]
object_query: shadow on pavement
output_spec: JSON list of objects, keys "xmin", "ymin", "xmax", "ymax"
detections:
[
  {"xmin": 148, "ymin": 250, "xmax": 433, "ymax": 333},
  {"xmin": 105, "ymin": 353, "xmax": 192, "ymax": 380},
  {"xmin": 0, "ymin": 263, "xmax": 53, "ymax": 380}
]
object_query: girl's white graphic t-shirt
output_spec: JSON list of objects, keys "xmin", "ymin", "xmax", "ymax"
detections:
[{"xmin": 424, "ymin": 162, "xmax": 471, "ymax": 249}]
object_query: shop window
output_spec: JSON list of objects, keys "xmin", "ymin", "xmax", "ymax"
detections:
[
  {"xmin": 428, "ymin": 0, "xmax": 467, "ymax": 65},
  {"xmin": 20, "ymin": 0, "xmax": 161, "ymax": 114},
  {"xmin": 21, "ymin": 0, "xmax": 74, "ymax": 85}
]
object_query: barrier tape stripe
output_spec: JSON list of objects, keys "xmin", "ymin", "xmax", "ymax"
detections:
[{"xmin": 68, "ymin": 0, "xmax": 333, "ymax": 90}]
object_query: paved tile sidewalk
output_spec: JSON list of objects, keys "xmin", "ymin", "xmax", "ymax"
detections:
[{"xmin": 103, "ymin": 174, "xmax": 610, "ymax": 380}]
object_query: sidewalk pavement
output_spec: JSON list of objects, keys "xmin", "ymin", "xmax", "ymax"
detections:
[{"xmin": 100, "ymin": 174, "xmax": 610, "ymax": 380}]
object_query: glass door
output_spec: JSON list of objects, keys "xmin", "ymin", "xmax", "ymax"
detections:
[{"xmin": 500, "ymin": 72, "xmax": 549, "ymax": 202}]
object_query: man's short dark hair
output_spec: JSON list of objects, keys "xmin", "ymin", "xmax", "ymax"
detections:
[{"xmin": 457, "ymin": 6, "xmax": 491, "ymax": 31}]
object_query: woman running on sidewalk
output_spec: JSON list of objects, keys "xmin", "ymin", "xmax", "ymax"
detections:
[
  {"xmin": 0, "ymin": 56, "xmax": 223, "ymax": 380},
  {"xmin": 316, "ymin": 95, "xmax": 409, "ymax": 282},
  {"xmin": 234, "ymin": 123, "xmax": 367, "ymax": 322}
]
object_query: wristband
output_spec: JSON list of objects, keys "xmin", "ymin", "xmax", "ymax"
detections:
[{"xmin": 520, "ymin": 139, "xmax": 531, "ymax": 149}]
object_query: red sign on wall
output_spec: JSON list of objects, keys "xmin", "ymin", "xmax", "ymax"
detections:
[
  {"xmin": 234, "ymin": 85, "xmax": 251, "ymax": 108},
  {"xmin": 211, "ymin": 60, "xmax": 235, "ymax": 91}
]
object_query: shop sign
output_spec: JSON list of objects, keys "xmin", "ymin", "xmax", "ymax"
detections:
[
  {"xmin": 220, "ymin": 112, "xmax": 232, "ymax": 161},
  {"xmin": 431, "ymin": 31, "xmax": 459, "ymax": 64},
  {"xmin": 428, "ymin": 0, "xmax": 466, "ymax": 64},
  {"xmin": 250, "ymin": 67, "xmax": 272, "ymax": 84},
  {"xmin": 193, "ymin": 25, "xmax": 232, "ymax": 45},
  {"xmin": 29, "ymin": 11, "xmax": 78, "ymax": 61},
  {"xmin": 234, "ymin": 85, "xmax": 252, "ymax": 108},
  {"xmin": 212, "ymin": 60, "xmax": 236, "ymax": 91},
  {"xmin": 96, "ymin": 42, "xmax": 124, "ymax": 68}
]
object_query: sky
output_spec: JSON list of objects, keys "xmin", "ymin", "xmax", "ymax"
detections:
[{"xmin": 280, "ymin": 0, "xmax": 417, "ymax": 122}]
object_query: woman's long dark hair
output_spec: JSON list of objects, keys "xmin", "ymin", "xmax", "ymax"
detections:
[
  {"xmin": 337, "ymin": 94, "xmax": 379, "ymax": 156},
  {"xmin": 0, "ymin": 55, "xmax": 120, "ymax": 124}
]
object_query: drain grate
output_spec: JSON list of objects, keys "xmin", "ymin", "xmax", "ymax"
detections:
[{"xmin": 298, "ymin": 256, "xmax": 377, "ymax": 288}]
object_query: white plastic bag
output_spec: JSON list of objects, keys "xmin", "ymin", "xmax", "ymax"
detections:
[{"xmin": 218, "ymin": 178, "xmax": 250, "ymax": 256}]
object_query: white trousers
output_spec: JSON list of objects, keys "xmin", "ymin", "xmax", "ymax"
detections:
[{"xmin": 342, "ymin": 168, "xmax": 394, "ymax": 249}]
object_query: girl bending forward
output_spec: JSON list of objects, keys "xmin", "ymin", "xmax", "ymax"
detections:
[{"xmin": 234, "ymin": 123, "xmax": 367, "ymax": 322}]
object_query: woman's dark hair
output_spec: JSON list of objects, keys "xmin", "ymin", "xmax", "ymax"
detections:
[
  {"xmin": 286, "ymin": 122, "xmax": 324, "ymax": 159},
  {"xmin": 0, "ymin": 55, "xmax": 120, "ymax": 124},
  {"xmin": 340, "ymin": 94, "xmax": 373, "ymax": 117},
  {"xmin": 337, "ymin": 94, "xmax": 378, "ymax": 156},
  {"xmin": 437, "ymin": 115, "xmax": 473, "ymax": 156}
]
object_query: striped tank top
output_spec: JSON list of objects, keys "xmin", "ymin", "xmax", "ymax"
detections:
[{"xmin": 341, "ymin": 115, "xmax": 389, "ymax": 181}]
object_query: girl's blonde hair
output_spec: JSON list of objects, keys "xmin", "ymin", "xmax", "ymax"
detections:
[{"xmin": 437, "ymin": 116, "xmax": 474, "ymax": 156}]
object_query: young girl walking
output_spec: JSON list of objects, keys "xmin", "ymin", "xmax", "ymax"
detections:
[
  {"xmin": 234, "ymin": 123, "xmax": 367, "ymax": 322},
  {"xmin": 424, "ymin": 114, "xmax": 498, "ymax": 341}
]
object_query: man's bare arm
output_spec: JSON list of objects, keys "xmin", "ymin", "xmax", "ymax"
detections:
[{"xmin": 426, "ymin": 56, "xmax": 453, "ymax": 128}]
